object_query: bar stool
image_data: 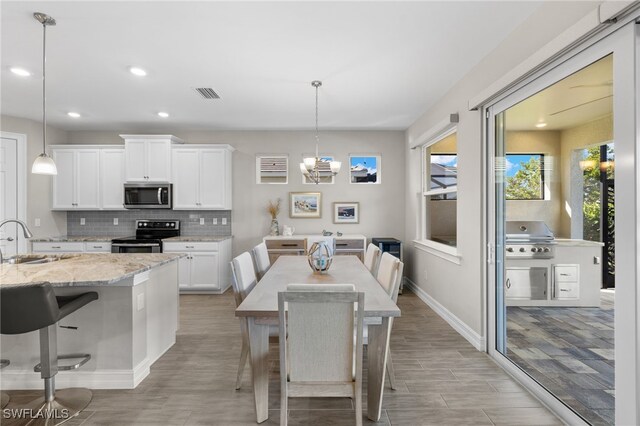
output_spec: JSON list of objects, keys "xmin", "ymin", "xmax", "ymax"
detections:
[
  {"xmin": 1, "ymin": 359, "xmax": 9, "ymax": 408},
  {"xmin": 0, "ymin": 283, "xmax": 98, "ymax": 422}
]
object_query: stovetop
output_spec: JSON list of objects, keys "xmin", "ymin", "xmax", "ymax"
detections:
[{"xmin": 112, "ymin": 220, "xmax": 180, "ymax": 244}]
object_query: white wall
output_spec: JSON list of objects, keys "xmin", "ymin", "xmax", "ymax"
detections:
[
  {"xmin": 0, "ymin": 115, "xmax": 68, "ymax": 238},
  {"xmin": 67, "ymin": 130, "xmax": 405, "ymax": 256},
  {"xmin": 404, "ymin": 2, "xmax": 598, "ymax": 337}
]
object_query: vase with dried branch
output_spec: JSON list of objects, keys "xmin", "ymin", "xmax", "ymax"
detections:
[{"xmin": 267, "ymin": 198, "xmax": 281, "ymax": 236}]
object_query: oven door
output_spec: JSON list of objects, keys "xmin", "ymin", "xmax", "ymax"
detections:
[
  {"xmin": 123, "ymin": 184, "xmax": 172, "ymax": 209},
  {"xmin": 111, "ymin": 243, "xmax": 161, "ymax": 254}
]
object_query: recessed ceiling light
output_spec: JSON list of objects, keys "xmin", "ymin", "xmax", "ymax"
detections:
[
  {"xmin": 10, "ymin": 67, "xmax": 31, "ymax": 77},
  {"xmin": 157, "ymin": 112, "xmax": 169, "ymax": 118},
  {"xmin": 535, "ymin": 122, "xmax": 547, "ymax": 128},
  {"xmin": 67, "ymin": 112, "xmax": 81, "ymax": 118},
  {"xmin": 129, "ymin": 67, "xmax": 147, "ymax": 77}
]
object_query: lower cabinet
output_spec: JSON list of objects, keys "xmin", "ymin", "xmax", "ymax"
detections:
[
  {"xmin": 163, "ymin": 239, "xmax": 231, "ymax": 294},
  {"xmin": 32, "ymin": 241, "xmax": 111, "ymax": 253}
]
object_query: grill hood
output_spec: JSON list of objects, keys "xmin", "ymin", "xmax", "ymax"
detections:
[{"xmin": 505, "ymin": 221, "xmax": 554, "ymax": 242}]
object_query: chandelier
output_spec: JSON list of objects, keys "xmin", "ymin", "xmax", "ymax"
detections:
[{"xmin": 299, "ymin": 80, "xmax": 341, "ymax": 184}]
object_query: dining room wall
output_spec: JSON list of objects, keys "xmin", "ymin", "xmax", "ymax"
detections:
[{"xmin": 67, "ymin": 130, "xmax": 406, "ymax": 256}]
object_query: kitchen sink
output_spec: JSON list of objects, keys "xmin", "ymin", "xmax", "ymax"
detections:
[{"xmin": 3, "ymin": 254, "xmax": 74, "ymax": 265}]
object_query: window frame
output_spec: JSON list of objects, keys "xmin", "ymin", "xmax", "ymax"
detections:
[
  {"xmin": 416, "ymin": 125, "xmax": 460, "ymax": 261},
  {"xmin": 504, "ymin": 153, "xmax": 546, "ymax": 200},
  {"xmin": 256, "ymin": 154, "xmax": 289, "ymax": 185},
  {"xmin": 349, "ymin": 154, "xmax": 382, "ymax": 184}
]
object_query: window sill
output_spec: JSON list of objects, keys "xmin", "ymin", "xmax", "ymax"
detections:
[{"xmin": 413, "ymin": 239, "xmax": 462, "ymax": 265}]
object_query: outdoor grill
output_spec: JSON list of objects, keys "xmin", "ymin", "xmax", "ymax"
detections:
[{"xmin": 505, "ymin": 220, "xmax": 556, "ymax": 259}]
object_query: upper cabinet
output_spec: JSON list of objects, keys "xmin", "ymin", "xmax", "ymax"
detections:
[
  {"xmin": 52, "ymin": 148, "xmax": 100, "ymax": 210},
  {"xmin": 172, "ymin": 145, "xmax": 234, "ymax": 210},
  {"xmin": 120, "ymin": 134, "xmax": 184, "ymax": 182},
  {"xmin": 51, "ymin": 145, "xmax": 125, "ymax": 211}
]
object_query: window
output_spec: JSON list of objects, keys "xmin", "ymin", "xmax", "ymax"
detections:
[
  {"xmin": 505, "ymin": 154, "xmax": 544, "ymax": 200},
  {"xmin": 302, "ymin": 155, "xmax": 335, "ymax": 184},
  {"xmin": 256, "ymin": 155, "xmax": 288, "ymax": 184},
  {"xmin": 350, "ymin": 155, "xmax": 381, "ymax": 184},
  {"xmin": 422, "ymin": 131, "xmax": 457, "ymax": 248}
]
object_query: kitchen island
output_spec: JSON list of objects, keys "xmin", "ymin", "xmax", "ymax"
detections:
[{"xmin": 0, "ymin": 253, "xmax": 182, "ymax": 390}]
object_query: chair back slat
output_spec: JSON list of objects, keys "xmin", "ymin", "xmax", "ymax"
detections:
[
  {"xmin": 363, "ymin": 243, "xmax": 381, "ymax": 273},
  {"xmin": 279, "ymin": 284, "xmax": 363, "ymax": 383},
  {"xmin": 230, "ymin": 252, "xmax": 258, "ymax": 307},
  {"xmin": 252, "ymin": 242, "xmax": 271, "ymax": 280},
  {"xmin": 376, "ymin": 252, "xmax": 400, "ymax": 295}
]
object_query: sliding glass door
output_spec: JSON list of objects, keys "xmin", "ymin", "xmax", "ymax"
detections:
[{"xmin": 487, "ymin": 22, "xmax": 637, "ymax": 426}]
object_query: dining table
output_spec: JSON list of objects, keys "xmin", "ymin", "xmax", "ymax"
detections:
[{"xmin": 235, "ymin": 255, "xmax": 401, "ymax": 423}]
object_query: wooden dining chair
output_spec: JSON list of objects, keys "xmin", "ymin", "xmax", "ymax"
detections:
[
  {"xmin": 363, "ymin": 243, "xmax": 381, "ymax": 274},
  {"xmin": 251, "ymin": 242, "xmax": 271, "ymax": 281},
  {"xmin": 231, "ymin": 252, "xmax": 277, "ymax": 390},
  {"xmin": 367, "ymin": 252, "xmax": 402, "ymax": 389},
  {"xmin": 279, "ymin": 284, "xmax": 365, "ymax": 426}
]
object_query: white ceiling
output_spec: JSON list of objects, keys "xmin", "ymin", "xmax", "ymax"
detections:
[
  {"xmin": 1, "ymin": 1, "xmax": 541, "ymax": 131},
  {"xmin": 505, "ymin": 54, "xmax": 613, "ymax": 131}
]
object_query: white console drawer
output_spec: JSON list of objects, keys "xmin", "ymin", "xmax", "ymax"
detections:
[
  {"xmin": 85, "ymin": 242, "xmax": 112, "ymax": 252},
  {"xmin": 555, "ymin": 281, "xmax": 580, "ymax": 300},
  {"xmin": 554, "ymin": 265, "xmax": 579, "ymax": 282},
  {"xmin": 163, "ymin": 242, "xmax": 219, "ymax": 252},
  {"xmin": 32, "ymin": 242, "xmax": 85, "ymax": 253}
]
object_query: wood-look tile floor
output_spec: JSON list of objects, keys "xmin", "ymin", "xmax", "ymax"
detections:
[
  {"xmin": 506, "ymin": 291, "xmax": 614, "ymax": 426},
  {"xmin": 5, "ymin": 290, "xmax": 561, "ymax": 425}
]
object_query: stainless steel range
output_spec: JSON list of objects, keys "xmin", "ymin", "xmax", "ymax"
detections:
[
  {"xmin": 505, "ymin": 220, "xmax": 555, "ymax": 259},
  {"xmin": 111, "ymin": 220, "xmax": 180, "ymax": 253}
]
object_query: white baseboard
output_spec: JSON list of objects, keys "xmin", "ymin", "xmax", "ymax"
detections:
[
  {"xmin": 1, "ymin": 357, "xmax": 154, "ymax": 390},
  {"xmin": 403, "ymin": 277, "xmax": 486, "ymax": 351}
]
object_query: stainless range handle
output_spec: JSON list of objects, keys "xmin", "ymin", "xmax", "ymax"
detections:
[
  {"xmin": 157, "ymin": 188, "xmax": 162, "ymax": 205},
  {"xmin": 113, "ymin": 243, "xmax": 160, "ymax": 248}
]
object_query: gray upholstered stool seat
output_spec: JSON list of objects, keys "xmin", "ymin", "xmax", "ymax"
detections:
[{"xmin": 1, "ymin": 283, "xmax": 98, "ymax": 425}]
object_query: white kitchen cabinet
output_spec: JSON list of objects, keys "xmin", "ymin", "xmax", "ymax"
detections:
[
  {"xmin": 163, "ymin": 239, "xmax": 231, "ymax": 294},
  {"xmin": 120, "ymin": 135, "xmax": 184, "ymax": 182},
  {"xmin": 52, "ymin": 148, "xmax": 100, "ymax": 210},
  {"xmin": 100, "ymin": 149, "xmax": 125, "ymax": 210},
  {"xmin": 172, "ymin": 145, "xmax": 234, "ymax": 210}
]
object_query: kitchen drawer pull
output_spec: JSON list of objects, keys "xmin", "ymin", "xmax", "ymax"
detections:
[
  {"xmin": 505, "ymin": 278, "xmax": 511, "ymax": 289},
  {"xmin": 52, "ymin": 246, "xmax": 61, "ymax": 249},
  {"xmin": 92, "ymin": 246, "xmax": 102, "ymax": 249},
  {"xmin": 185, "ymin": 246, "xmax": 195, "ymax": 249},
  {"xmin": 282, "ymin": 243, "xmax": 298, "ymax": 247},
  {"xmin": 336, "ymin": 243, "xmax": 348, "ymax": 247}
]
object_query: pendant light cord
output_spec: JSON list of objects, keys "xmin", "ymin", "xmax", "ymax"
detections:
[
  {"xmin": 42, "ymin": 21, "xmax": 47, "ymax": 154},
  {"xmin": 315, "ymin": 82, "xmax": 319, "ymax": 158}
]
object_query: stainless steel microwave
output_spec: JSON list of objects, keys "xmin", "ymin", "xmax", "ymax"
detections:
[{"xmin": 123, "ymin": 184, "xmax": 172, "ymax": 209}]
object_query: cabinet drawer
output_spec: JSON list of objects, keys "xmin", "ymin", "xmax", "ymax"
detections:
[
  {"xmin": 32, "ymin": 242, "xmax": 85, "ymax": 253},
  {"xmin": 265, "ymin": 239, "xmax": 306, "ymax": 251},
  {"xmin": 334, "ymin": 239, "xmax": 364, "ymax": 251},
  {"xmin": 554, "ymin": 265, "xmax": 579, "ymax": 282},
  {"xmin": 555, "ymin": 281, "xmax": 580, "ymax": 300},
  {"xmin": 85, "ymin": 242, "xmax": 112, "ymax": 252},
  {"xmin": 163, "ymin": 242, "xmax": 219, "ymax": 252}
]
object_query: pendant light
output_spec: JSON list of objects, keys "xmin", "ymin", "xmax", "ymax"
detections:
[
  {"xmin": 31, "ymin": 12, "xmax": 57, "ymax": 175},
  {"xmin": 300, "ymin": 81, "xmax": 341, "ymax": 184}
]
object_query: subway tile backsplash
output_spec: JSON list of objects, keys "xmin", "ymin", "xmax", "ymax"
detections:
[{"xmin": 67, "ymin": 210, "xmax": 232, "ymax": 237}]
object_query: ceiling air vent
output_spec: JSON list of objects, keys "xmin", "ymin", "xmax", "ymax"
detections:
[{"xmin": 194, "ymin": 88, "xmax": 221, "ymax": 99}]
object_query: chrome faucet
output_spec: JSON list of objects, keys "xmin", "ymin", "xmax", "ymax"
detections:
[{"xmin": 0, "ymin": 219, "xmax": 34, "ymax": 263}]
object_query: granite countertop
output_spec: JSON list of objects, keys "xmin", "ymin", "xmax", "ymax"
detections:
[
  {"xmin": 555, "ymin": 238, "xmax": 604, "ymax": 247},
  {"xmin": 30, "ymin": 236, "xmax": 117, "ymax": 243},
  {"xmin": 163, "ymin": 235, "xmax": 233, "ymax": 242},
  {"xmin": 0, "ymin": 253, "xmax": 184, "ymax": 287}
]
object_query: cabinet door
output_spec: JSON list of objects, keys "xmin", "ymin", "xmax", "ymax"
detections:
[
  {"xmin": 146, "ymin": 140, "xmax": 171, "ymax": 182},
  {"xmin": 125, "ymin": 140, "xmax": 147, "ymax": 182},
  {"xmin": 101, "ymin": 149, "xmax": 125, "ymax": 209},
  {"xmin": 199, "ymin": 149, "xmax": 226, "ymax": 208},
  {"xmin": 190, "ymin": 252, "xmax": 220, "ymax": 289},
  {"xmin": 505, "ymin": 267, "xmax": 547, "ymax": 300},
  {"xmin": 52, "ymin": 150, "xmax": 76, "ymax": 209},
  {"xmin": 172, "ymin": 149, "xmax": 200, "ymax": 209},
  {"xmin": 75, "ymin": 150, "xmax": 101, "ymax": 209}
]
